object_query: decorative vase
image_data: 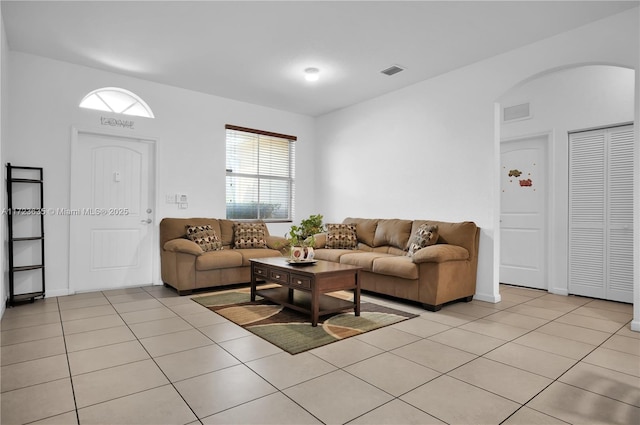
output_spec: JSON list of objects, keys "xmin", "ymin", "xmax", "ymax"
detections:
[{"xmin": 290, "ymin": 246, "xmax": 314, "ymax": 261}]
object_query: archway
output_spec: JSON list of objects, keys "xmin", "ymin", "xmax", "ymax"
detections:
[{"xmin": 495, "ymin": 64, "xmax": 635, "ymax": 299}]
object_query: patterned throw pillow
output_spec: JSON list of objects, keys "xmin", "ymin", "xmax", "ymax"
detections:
[
  {"xmin": 233, "ymin": 222, "xmax": 267, "ymax": 249},
  {"xmin": 406, "ymin": 224, "xmax": 438, "ymax": 256},
  {"xmin": 325, "ymin": 223, "xmax": 358, "ymax": 249},
  {"xmin": 186, "ymin": 225, "xmax": 223, "ymax": 252}
]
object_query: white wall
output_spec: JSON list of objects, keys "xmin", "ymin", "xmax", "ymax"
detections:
[
  {"xmin": 0, "ymin": 7, "xmax": 7, "ymax": 316},
  {"xmin": 500, "ymin": 65, "xmax": 635, "ymax": 296},
  {"xmin": 316, "ymin": 8, "xmax": 639, "ymax": 305},
  {"xmin": 6, "ymin": 52, "xmax": 315, "ymax": 297}
]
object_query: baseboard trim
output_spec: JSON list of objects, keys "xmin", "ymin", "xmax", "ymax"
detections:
[
  {"xmin": 474, "ymin": 292, "xmax": 502, "ymax": 303},
  {"xmin": 631, "ymin": 320, "xmax": 640, "ymax": 333},
  {"xmin": 46, "ymin": 289, "xmax": 72, "ymax": 298},
  {"xmin": 549, "ymin": 288, "xmax": 569, "ymax": 296}
]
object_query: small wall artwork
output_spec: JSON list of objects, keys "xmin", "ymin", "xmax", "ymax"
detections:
[{"xmin": 502, "ymin": 164, "xmax": 536, "ymax": 192}]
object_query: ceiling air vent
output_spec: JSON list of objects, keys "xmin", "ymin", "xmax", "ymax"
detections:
[
  {"xmin": 503, "ymin": 102, "xmax": 531, "ymax": 122},
  {"xmin": 381, "ymin": 65, "xmax": 405, "ymax": 76}
]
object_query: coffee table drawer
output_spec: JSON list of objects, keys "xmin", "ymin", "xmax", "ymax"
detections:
[
  {"xmin": 290, "ymin": 274, "xmax": 311, "ymax": 290},
  {"xmin": 253, "ymin": 265, "xmax": 268, "ymax": 279},
  {"xmin": 269, "ymin": 269, "xmax": 290, "ymax": 285}
]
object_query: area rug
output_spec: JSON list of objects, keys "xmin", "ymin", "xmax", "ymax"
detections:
[{"xmin": 191, "ymin": 286, "xmax": 418, "ymax": 354}]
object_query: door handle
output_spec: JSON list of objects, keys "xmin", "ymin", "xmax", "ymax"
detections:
[{"xmin": 140, "ymin": 219, "xmax": 152, "ymax": 224}]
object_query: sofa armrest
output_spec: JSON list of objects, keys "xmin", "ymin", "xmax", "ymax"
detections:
[
  {"xmin": 411, "ymin": 244, "xmax": 469, "ymax": 263},
  {"xmin": 163, "ymin": 239, "xmax": 204, "ymax": 256},
  {"xmin": 312, "ymin": 232, "xmax": 327, "ymax": 248},
  {"xmin": 265, "ymin": 235, "xmax": 289, "ymax": 250}
]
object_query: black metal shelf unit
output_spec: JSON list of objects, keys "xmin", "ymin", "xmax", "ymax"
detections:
[{"xmin": 6, "ymin": 163, "xmax": 45, "ymax": 306}]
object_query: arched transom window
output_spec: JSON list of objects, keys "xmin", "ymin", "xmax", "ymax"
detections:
[{"xmin": 79, "ymin": 87, "xmax": 155, "ymax": 118}]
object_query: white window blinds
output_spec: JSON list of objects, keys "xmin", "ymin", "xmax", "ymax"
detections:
[{"xmin": 225, "ymin": 125, "xmax": 296, "ymax": 221}]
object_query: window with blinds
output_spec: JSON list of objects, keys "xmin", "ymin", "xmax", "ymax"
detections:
[{"xmin": 225, "ymin": 125, "xmax": 296, "ymax": 221}]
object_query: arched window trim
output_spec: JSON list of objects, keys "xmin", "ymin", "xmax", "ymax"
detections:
[{"xmin": 79, "ymin": 87, "xmax": 155, "ymax": 118}]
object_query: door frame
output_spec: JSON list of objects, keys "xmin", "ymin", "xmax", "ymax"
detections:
[
  {"xmin": 69, "ymin": 126, "xmax": 159, "ymax": 294},
  {"xmin": 499, "ymin": 131, "xmax": 553, "ymax": 291}
]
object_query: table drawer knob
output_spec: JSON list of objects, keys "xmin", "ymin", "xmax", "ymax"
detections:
[
  {"xmin": 296, "ymin": 280, "xmax": 303, "ymax": 285},
  {"xmin": 275, "ymin": 274, "xmax": 281, "ymax": 279}
]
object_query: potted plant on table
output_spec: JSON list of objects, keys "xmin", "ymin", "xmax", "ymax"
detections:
[{"xmin": 286, "ymin": 214, "xmax": 324, "ymax": 261}]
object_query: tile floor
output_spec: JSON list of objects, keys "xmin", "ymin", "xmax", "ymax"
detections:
[{"xmin": 1, "ymin": 284, "xmax": 639, "ymax": 425}]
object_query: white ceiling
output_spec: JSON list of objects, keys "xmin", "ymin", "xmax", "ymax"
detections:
[{"xmin": 2, "ymin": 1, "xmax": 638, "ymax": 116}]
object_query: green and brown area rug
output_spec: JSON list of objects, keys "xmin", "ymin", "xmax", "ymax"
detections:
[{"xmin": 191, "ymin": 286, "xmax": 418, "ymax": 354}]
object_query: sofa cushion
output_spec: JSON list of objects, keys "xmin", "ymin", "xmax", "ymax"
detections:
[
  {"xmin": 372, "ymin": 256, "xmax": 419, "ymax": 280},
  {"xmin": 237, "ymin": 248, "xmax": 282, "ymax": 266},
  {"xmin": 373, "ymin": 219, "xmax": 413, "ymax": 249},
  {"xmin": 406, "ymin": 224, "xmax": 439, "ymax": 256},
  {"xmin": 219, "ymin": 219, "xmax": 237, "ymax": 247},
  {"xmin": 343, "ymin": 217, "xmax": 378, "ymax": 246},
  {"xmin": 339, "ymin": 252, "xmax": 395, "ymax": 271},
  {"xmin": 196, "ymin": 249, "xmax": 243, "ymax": 270},
  {"xmin": 313, "ymin": 248, "xmax": 357, "ymax": 262},
  {"xmin": 186, "ymin": 225, "xmax": 223, "ymax": 252},
  {"xmin": 233, "ymin": 222, "xmax": 267, "ymax": 249},
  {"xmin": 325, "ymin": 224, "xmax": 358, "ymax": 249}
]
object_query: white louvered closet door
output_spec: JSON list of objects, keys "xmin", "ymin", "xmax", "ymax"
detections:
[{"xmin": 569, "ymin": 124, "xmax": 634, "ymax": 303}]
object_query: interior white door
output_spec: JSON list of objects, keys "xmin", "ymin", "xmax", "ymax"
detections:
[
  {"xmin": 70, "ymin": 131, "xmax": 155, "ymax": 292},
  {"xmin": 500, "ymin": 136, "xmax": 547, "ymax": 289},
  {"xmin": 569, "ymin": 125, "xmax": 634, "ymax": 303}
]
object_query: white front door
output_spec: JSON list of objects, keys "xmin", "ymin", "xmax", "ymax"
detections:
[
  {"xmin": 70, "ymin": 130, "xmax": 155, "ymax": 292},
  {"xmin": 500, "ymin": 136, "xmax": 548, "ymax": 289}
]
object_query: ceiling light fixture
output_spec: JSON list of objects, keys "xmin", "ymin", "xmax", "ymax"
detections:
[{"xmin": 304, "ymin": 67, "xmax": 320, "ymax": 82}]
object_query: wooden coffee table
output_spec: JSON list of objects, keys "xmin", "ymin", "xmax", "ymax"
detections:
[{"xmin": 250, "ymin": 257, "xmax": 361, "ymax": 327}]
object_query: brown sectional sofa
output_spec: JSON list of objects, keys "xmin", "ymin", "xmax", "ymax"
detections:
[
  {"xmin": 160, "ymin": 218, "xmax": 286, "ymax": 295},
  {"xmin": 313, "ymin": 218, "xmax": 480, "ymax": 311}
]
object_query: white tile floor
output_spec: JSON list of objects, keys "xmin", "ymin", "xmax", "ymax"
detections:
[{"xmin": 1, "ymin": 284, "xmax": 639, "ymax": 424}]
